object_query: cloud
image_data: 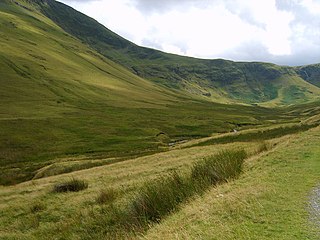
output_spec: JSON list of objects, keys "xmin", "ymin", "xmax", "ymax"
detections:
[
  {"xmin": 60, "ymin": 0, "xmax": 99, "ymax": 2},
  {"xmin": 59, "ymin": 0, "xmax": 320, "ymax": 66},
  {"xmin": 131, "ymin": 0, "xmax": 213, "ymax": 13}
]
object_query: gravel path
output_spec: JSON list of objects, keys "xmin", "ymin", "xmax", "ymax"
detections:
[{"xmin": 310, "ymin": 186, "xmax": 320, "ymax": 233}]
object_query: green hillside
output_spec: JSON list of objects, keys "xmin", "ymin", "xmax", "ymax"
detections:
[
  {"xmin": 296, "ymin": 63, "xmax": 320, "ymax": 87},
  {"xmin": 0, "ymin": 1, "xmax": 320, "ymax": 239},
  {"xmin": 38, "ymin": 0, "xmax": 320, "ymax": 104},
  {"xmin": 0, "ymin": 0, "xmax": 320, "ymax": 186}
]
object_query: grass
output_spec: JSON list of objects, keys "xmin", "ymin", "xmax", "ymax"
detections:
[
  {"xmin": 193, "ymin": 123, "xmax": 318, "ymax": 147},
  {"xmin": 256, "ymin": 141, "xmax": 269, "ymax": 153},
  {"xmin": 0, "ymin": 1, "xmax": 320, "ymax": 237},
  {"xmin": 144, "ymin": 127, "xmax": 320, "ymax": 239},
  {"xmin": 191, "ymin": 150, "xmax": 247, "ymax": 188},
  {"xmin": 129, "ymin": 150, "xmax": 247, "ymax": 225},
  {"xmin": 59, "ymin": 149, "xmax": 248, "ymax": 237},
  {"xmin": 96, "ymin": 188, "xmax": 117, "ymax": 205},
  {"xmin": 52, "ymin": 178, "xmax": 88, "ymax": 193},
  {"xmin": 0, "ymin": 128, "xmax": 318, "ymax": 239},
  {"xmin": 30, "ymin": 201, "xmax": 46, "ymax": 213},
  {"xmin": 130, "ymin": 171, "xmax": 192, "ymax": 224},
  {"xmin": 0, "ymin": 140, "xmax": 261, "ymax": 239}
]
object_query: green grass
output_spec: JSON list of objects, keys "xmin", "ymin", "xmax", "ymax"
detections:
[
  {"xmin": 96, "ymin": 188, "xmax": 118, "ymax": 205},
  {"xmin": 190, "ymin": 150, "xmax": 247, "ymax": 188},
  {"xmin": 0, "ymin": 1, "xmax": 319, "ymax": 239},
  {"xmin": 193, "ymin": 123, "xmax": 318, "ymax": 147},
  {"xmin": 1, "ymin": 99, "xmax": 300, "ymax": 185},
  {"xmin": 52, "ymin": 149, "xmax": 247, "ymax": 237},
  {"xmin": 129, "ymin": 150, "xmax": 247, "ymax": 225},
  {"xmin": 144, "ymin": 127, "xmax": 320, "ymax": 239},
  {"xmin": 0, "ymin": 128, "xmax": 318, "ymax": 239}
]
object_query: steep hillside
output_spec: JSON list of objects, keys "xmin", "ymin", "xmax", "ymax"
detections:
[
  {"xmin": 0, "ymin": 0, "xmax": 177, "ymax": 114},
  {"xmin": 0, "ymin": 0, "xmax": 178, "ymax": 184},
  {"xmin": 1, "ymin": 0, "xmax": 320, "ymax": 185},
  {"xmin": 1, "ymin": 0, "xmax": 303, "ymax": 185},
  {"xmin": 296, "ymin": 64, "xmax": 320, "ymax": 87},
  {"xmin": 38, "ymin": 0, "xmax": 320, "ymax": 104}
]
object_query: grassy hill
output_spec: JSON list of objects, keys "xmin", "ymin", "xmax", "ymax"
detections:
[
  {"xmin": 0, "ymin": 0, "xmax": 181, "ymax": 184},
  {"xmin": 0, "ymin": 0, "xmax": 319, "ymax": 186},
  {"xmin": 1, "ymin": 0, "xmax": 311, "ymax": 185},
  {"xmin": 38, "ymin": 0, "xmax": 320, "ymax": 105},
  {"xmin": 1, "ymin": 1, "xmax": 320, "ymax": 239},
  {"xmin": 296, "ymin": 63, "xmax": 320, "ymax": 87}
]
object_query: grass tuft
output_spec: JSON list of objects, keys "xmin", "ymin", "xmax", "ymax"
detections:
[
  {"xmin": 129, "ymin": 171, "xmax": 193, "ymax": 223},
  {"xmin": 52, "ymin": 178, "xmax": 88, "ymax": 193},
  {"xmin": 30, "ymin": 202, "xmax": 46, "ymax": 213},
  {"xmin": 191, "ymin": 149, "xmax": 247, "ymax": 190},
  {"xmin": 96, "ymin": 188, "xmax": 118, "ymax": 205},
  {"xmin": 256, "ymin": 141, "xmax": 269, "ymax": 153}
]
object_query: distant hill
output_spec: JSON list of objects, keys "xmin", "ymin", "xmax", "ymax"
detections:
[
  {"xmin": 295, "ymin": 64, "xmax": 320, "ymax": 88},
  {"xmin": 37, "ymin": 0, "xmax": 320, "ymax": 105}
]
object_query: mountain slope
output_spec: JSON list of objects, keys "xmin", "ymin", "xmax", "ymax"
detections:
[
  {"xmin": 1, "ymin": 0, "xmax": 320, "ymax": 185},
  {"xmin": 0, "ymin": 0, "xmax": 177, "ymax": 116},
  {"xmin": 296, "ymin": 64, "xmax": 320, "ymax": 88},
  {"xmin": 0, "ymin": 0, "xmax": 179, "ymax": 184},
  {"xmin": 38, "ymin": 0, "xmax": 320, "ymax": 105},
  {"xmin": 1, "ymin": 0, "xmax": 300, "ymax": 185}
]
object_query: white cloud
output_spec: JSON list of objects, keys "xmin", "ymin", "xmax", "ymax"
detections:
[{"xmin": 59, "ymin": 0, "xmax": 320, "ymax": 66}]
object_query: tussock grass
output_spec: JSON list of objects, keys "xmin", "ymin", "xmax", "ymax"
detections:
[
  {"xmin": 129, "ymin": 172, "xmax": 193, "ymax": 223},
  {"xmin": 191, "ymin": 150, "xmax": 247, "ymax": 189},
  {"xmin": 78, "ymin": 149, "xmax": 247, "ymax": 237},
  {"xmin": 256, "ymin": 141, "xmax": 269, "ymax": 153},
  {"xmin": 96, "ymin": 188, "xmax": 117, "ymax": 205},
  {"xmin": 128, "ymin": 149, "xmax": 247, "ymax": 226},
  {"xmin": 30, "ymin": 202, "xmax": 46, "ymax": 213},
  {"xmin": 52, "ymin": 178, "xmax": 88, "ymax": 193},
  {"xmin": 143, "ymin": 127, "xmax": 320, "ymax": 240}
]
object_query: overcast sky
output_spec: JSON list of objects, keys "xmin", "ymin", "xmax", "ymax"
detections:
[{"xmin": 59, "ymin": 0, "xmax": 320, "ymax": 66}]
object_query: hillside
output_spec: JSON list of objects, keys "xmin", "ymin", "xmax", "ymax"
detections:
[
  {"xmin": 38, "ymin": 0, "xmax": 320, "ymax": 105},
  {"xmin": 1, "ymin": 1, "xmax": 320, "ymax": 239},
  {"xmin": 296, "ymin": 63, "xmax": 320, "ymax": 87},
  {"xmin": 0, "ymin": 0, "xmax": 320, "ymax": 186},
  {"xmin": 0, "ymin": 0, "xmax": 295, "ymax": 185}
]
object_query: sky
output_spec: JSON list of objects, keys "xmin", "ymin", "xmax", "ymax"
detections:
[{"xmin": 59, "ymin": 0, "xmax": 320, "ymax": 66}]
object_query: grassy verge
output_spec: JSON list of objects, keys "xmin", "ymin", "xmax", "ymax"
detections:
[{"xmin": 144, "ymin": 127, "xmax": 320, "ymax": 239}]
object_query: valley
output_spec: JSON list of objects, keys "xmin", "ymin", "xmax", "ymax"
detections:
[{"xmin": 0, "ymin": 0, "xmax": 320, "ymax": 239}]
